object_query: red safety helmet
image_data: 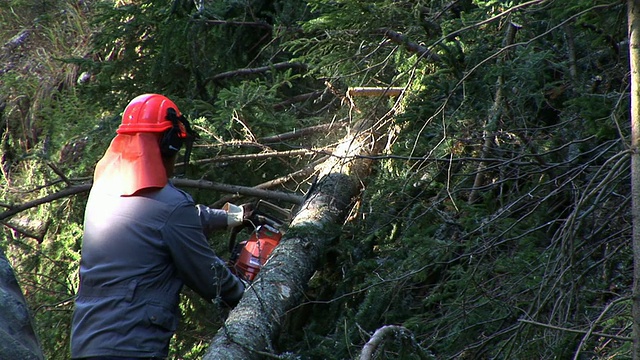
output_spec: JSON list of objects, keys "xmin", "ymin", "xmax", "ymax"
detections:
[
  {"xmin": 93, "ymin": 94, "xmax": 190, "ymax": 196},
  {"xmin": 117, "ymin": 94, "xmax": 183, "ymax": 134}
]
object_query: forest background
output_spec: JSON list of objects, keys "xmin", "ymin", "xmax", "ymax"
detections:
[{"xmin": 0, "ymin": 0, "xmax": 634, "ymax": 359}]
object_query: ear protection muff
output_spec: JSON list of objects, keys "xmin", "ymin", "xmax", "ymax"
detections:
[
  {"xmin": 159, "ymin": 108, "xmax": 185, "ymax": 158},
  {"xmin": 160, "ymin": 108, "xmax": 198, "ymax": 177}
]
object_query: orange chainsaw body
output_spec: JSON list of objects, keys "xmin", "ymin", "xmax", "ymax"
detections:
[{"xmin": 232, "ymin": 223, "xmax": 283, "ymax": 281}]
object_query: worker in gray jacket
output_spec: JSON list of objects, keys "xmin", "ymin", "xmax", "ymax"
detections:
[{"xmin": 70, "ymin": 94, "xmax": 247, "ymax": 360}]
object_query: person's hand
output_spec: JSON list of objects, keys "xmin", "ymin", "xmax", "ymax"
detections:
[{"xmin": 223, "ymin": 202, "xmax": 255, "ymax": 229}]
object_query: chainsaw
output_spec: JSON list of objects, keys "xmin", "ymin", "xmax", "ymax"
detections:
[{"xmin": 227, "ymin": 200, "xmax": 291, "ymax": 282}]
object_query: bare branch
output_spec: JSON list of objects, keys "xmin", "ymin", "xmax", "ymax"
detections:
[
  {"xmin": 0, "ymin": 179, "xmax": 303, "ymax": 222},
  {"xmin": 0, "ymin": 184, "xmax": 91, "ymax": 222},
  {"xmin": 518, "ymin": 318, "xmax": 631, "ymax": 342},
  {"xmin": 209, "ymin": 62, "xmax": 307, "ymax": 82},
  {"xmin": 259, "ymin": 121, "xmax": 347, "ymax": 144},
  {"xmin": 46, "ymin": 162, "xmax": 71, "ymax": 186},
  {"xmin": 191, "ymin": 148, "xmax": 325, "ymax": 166},
  {"xmin": 210, "ymin": 156, "xmax": 327, "ymax": 208},
  {"xmin": 574, "ymin": 297, "xmax": 631, "ymax": 359},
  {"xmin": 379, "ymin": 28, "xmax": 442, "ymax": 63},
  {"xmin": 468, "ymin": 22, "xmax": 521, "ymax": 204},
  {"xmin": 171, "ymin": 178, "xmax": 304, "ymax": 205},
  {"xmin": 273, "ymin": 91, "xmax": 324, "ymax": 111}
]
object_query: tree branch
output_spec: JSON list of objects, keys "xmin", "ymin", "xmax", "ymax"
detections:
[
  {"xmin": 210, "ymin": 156, "xmax": 327, "ymax": 208},
  {"xmin": 518, "ymin": 319, "xmax": 631, "ymax": 342},
  {"xmin": 379, "ymin": 28, "xmax": 442, "ymax": 63},
  {"xmin": 209, "ymin": 62, "xmax": 307, "ymax": 82},
  {"xmin": 190, "ymin": 148, "xmax": 326, "ymax": 166},
  {"xmin": 0, "ymin": 180, "xmax": 304, "ymax": 222},
  {"xmin": 171, "ymin": 178, "xmax": 304, "ymax": 205},
  {"xmin": 0, "ymin": 184, "xmax": 91, "ymax": 222},
  {"xmin": 273, "ymin": 91, "xmax": 324, "ymax": 111},
  {"xmin": 468, "ymin": 21, "xmax": 520, "ymax": 205},
  {"xmin": 259, "ymin": 121, "xmax": 347, "ymax": 144}
]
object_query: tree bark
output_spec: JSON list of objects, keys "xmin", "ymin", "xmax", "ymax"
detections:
[
  {"xmin": 0, "ymin": 249, "xmax": 44, "ymax": 360},
  {"xmin": 629, "ymin": 0, "xmax": 640, "ymax": 358},
  {"xmin": 203, "ymin": 119, "xmax": 380, "ymax": 359}
]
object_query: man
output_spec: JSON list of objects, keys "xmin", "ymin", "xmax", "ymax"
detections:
[{"xmin": 71, "ymin": 94, "xmax": 247, "ymax": 359}]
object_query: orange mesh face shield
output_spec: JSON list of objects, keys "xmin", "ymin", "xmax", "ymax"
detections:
[
  {"xmin": 93, "ymin": 94, "xmax": 184, "ymax": 196},
  {"xmin": 93, "ymin": 133, "xmax": 167, "ymax": 196}
]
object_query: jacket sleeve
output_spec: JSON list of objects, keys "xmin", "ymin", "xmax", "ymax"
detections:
[
  {"xmin": 163, "ymin": 202, "xmax": 245, "ymax": 307},
  {"xmin": 195, "ymin": 204, "xmax": 228, "ymax": 237}
]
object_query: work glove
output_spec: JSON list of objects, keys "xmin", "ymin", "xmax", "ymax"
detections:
[
  {"xmin": 222, "ymin": 202, "xmax": 244, "ymax": 229},
  {"xmin": 223, "ymin": 202, "xmax": 257, "ymax": 229}
]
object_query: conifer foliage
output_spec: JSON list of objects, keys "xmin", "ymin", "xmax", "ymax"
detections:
[{"xmin": 0, "ymin": 0, "xmax": 635, "ymax": 358}]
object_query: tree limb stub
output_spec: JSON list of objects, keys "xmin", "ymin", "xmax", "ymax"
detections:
[{"xmin": 204, "ymin": 122, "xmax": 379, "ymax": 359}]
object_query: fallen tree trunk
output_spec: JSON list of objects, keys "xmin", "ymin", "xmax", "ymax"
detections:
[{"xmin": 204, "ymin": 118, "xmax": 381, "ymax": 359}]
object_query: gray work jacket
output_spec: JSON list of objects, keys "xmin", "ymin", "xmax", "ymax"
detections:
[{"xmin": 70, "ymin": 182, "xmax": 245, "ymax": 359}]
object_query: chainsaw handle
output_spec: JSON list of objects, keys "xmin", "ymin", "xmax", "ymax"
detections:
[{"xmin": 250, "ymin": 214, "xmax": 281, "ymax": 228}]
